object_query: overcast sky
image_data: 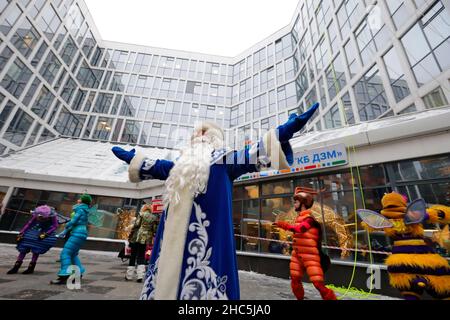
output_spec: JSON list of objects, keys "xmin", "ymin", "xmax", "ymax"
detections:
[{"xmin": 84, "ymin": 0, "xmax": 299, "ymax": 57}]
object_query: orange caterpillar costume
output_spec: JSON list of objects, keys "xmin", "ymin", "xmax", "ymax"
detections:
[{"xmin": 275, "ymin": 187, "xmax": 336, "ymax": 300}]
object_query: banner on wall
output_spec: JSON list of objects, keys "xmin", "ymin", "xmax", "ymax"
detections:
[{"xmin": 236, "ymin": 144, "xmax": 348, "ymax": 182}]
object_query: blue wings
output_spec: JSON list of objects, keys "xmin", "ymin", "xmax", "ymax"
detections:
[{"xmin": 403, "ymin": 199, "xmax": 426, "ymax": 225}]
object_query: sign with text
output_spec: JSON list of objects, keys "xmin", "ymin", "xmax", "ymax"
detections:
[{"xmin": 236, "ymin": 144, "xmax": 348, "ymax": 182}]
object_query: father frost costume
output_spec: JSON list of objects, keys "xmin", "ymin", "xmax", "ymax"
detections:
[{"xmin": 112, "ymin": 103, "xmax": 320, "ymax": 300}]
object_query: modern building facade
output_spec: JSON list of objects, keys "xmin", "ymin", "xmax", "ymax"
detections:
[{"xmin": 0, "ymin": 0, "xmax": 449, "ymax": 273}]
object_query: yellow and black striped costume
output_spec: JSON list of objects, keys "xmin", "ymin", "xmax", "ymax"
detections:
[{"xmin": 364, "ymin": 193, "xmax": 450, "ymax": 300}]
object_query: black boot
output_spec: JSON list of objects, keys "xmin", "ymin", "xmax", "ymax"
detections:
[
  {"xmin": 22, "ymin": 262, "xmax": 36, "ymax": 274},
  {"xmin": 50, "ymin": 276, "xmax": 68, "ymax": 285},
  {"xmin": 7, "ymin": 261, "xmax": 22, "ymax": 274}
]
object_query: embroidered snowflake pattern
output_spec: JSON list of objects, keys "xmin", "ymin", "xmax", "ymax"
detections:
[
  {"xmin": 139, "ymin": 255, "xmax": 159, "ymax": 300},
  {"xmin": 179, "ymin": 202, "xmax": 228, "ymax": 300}
]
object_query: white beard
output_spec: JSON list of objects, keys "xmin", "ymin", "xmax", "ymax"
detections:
[{"xmin": 163, "ymin": 136, "xmax": 217, "ymax": 209}]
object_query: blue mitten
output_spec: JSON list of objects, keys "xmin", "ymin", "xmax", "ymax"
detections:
[
  {"xmin": 112, "ymin": 147, "xmax": 136, "ymax": 164},
  {"xmin": 277, "ymin": 102, "xmax": 320, "ymax": 142}
]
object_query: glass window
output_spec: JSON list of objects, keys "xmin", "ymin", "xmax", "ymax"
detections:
[
  {"xmin": 4, "ymin": 109, "xmax": 34, "ymax": 146},
  {"xmin": 146, "ymin": 99, "xmax": 164, "ymax": 121},
  {"xmin": 0, "ymin": 4, "xmax": 21, "ymax": 36},
  {"xmin": 173, "ymin": 58, "xmax": 188, "ymax": 78},
  {"xmin": 359, "ymin": 164, "xmax": 388, "ymax": 188},
  {"xmin": 326, "ymin": 53, "xmax": 346, "ymax": 101},
  {"xmin": 261, "ymin": 196, "xmax": 293, "ymax": 255},
  {"xmin": 111, "ymin": 118, "xmax": 123, "ymax": 141},
  {"xmin": 314, "ymin": 36, "xmax": 330, "ymax": 73},
  {"xmin": 386, "ymin": 0, "xmax": 410, "ymax": 30},
  {"xmin": 233, "ymin": 185, "xmax": 259, "ymax": 200},
  {"xmin": 76, "ymin": 61, "xmax": 103, "ymax": 89},
  {"xmin": 316, "ymin": 0, "xmax": 333, "ymax": 33},
  {"xmin": 134, "ymin": 53, "xmax": 151, "ymax": 73},
  {"xmin": 0, "ymin": 46, "xmax": 13, "ymax": 73},
  {"xmin": 53, "ymin": 26, "xmax": 67, "ymax": 51},
  {"xmin": 401, "ymin": 1, "xmax": 450, "ymax": 86},
  {"xmin": 25, "ymin": 123, "xmax": 41, "ymax": 147},
  {"xmin": 253, "ymin": 47, "xmax": 266, "ymax": 73},
  {"xmin": 29, "ymin": 0, "xmax": 45, "ymax": 19},
  {"xmin": 11, "ymin": 18, "xmax": 40, "ymax": 58},
  {"xmin": 344, "ymin": 39, "xmax": 360, "ymax": 78},
  {"xmin": 383, "ymin": 47, "xmax": 411, "ymax": 103},
  {"xmin": 31, "ymin": 42, "xmax": 48, "ymax": 67},
  {"xmin": 398, "ymin": 104, "xmax": 417, "ymax": 115},
  {"xmin": 82, "ymin": 115, "xmax": 96, "ymax": 138},
  {"xmin": 328, "ymin": 19, "xmax": 339, "ymax": 54},
  {"xmin": 22, "ymin": 77, "xmax": 41, "ymax": 106},
  {"xmin": 100, "ymin": 71, "xmax": 112, "ymax": 91},
  {"xmin": 0, "ymin": 0, "xmax": 10, "ymax": 14},
  {"xmin": 119, "ymin": 96, "xmax": 139, "ymax": 117},
  {"xmin": 163, "ymin": 100, "xmax": 181, "ymax": 122},
  {"xmin": 353, "ymin": 66, "xmax": 389, "ymax": 121},
  {"xmin": 82, "ymin": 30, "xmax": 96, "ymax": 59},
  {"xmin": 0, "ymin": 100, "xmax": 15, "ymax": 132},
  {"xmin": 139, "ymin": 122, "xmax": 151, "ymax": 145},
  {"xmin": 422, "ymin": 86, "xmax": 448, "ymax": 109},
  {"xmin": 275, "ymin": 33, "xmax": 294, "ymax": 61},
  {"xmin": 60, "ymin": 76, "xmax": 77, "ymax": 104},
  {"xmin": 71, "ymin": 89, "xmax": 87, "ymax": 111},
  {"xmin": 84, "ymin": 91, "xmax": 96, "ymax": 112},
  {"xmin": 40, "ymin": 51, "xmax": 62, "ymax": 85},
  {"xmin": 93, "ymin": 93, "xmax": 113, "ymax": 114},
  {"xmin": 277, "ymin": 82, "xmax": 297, "ymax": 110},
  {"xmin": 76, "ymin": 21, "xmax": 88, "ymax": 45},
  {"xmin": 341, "ymin": 91, "xmax": 354, "ymax": 125},
  {"xmin": 54, "ymin": 107, "xmax": 85, "ymax": 137},
  {"xmin": 90, "ymin": 46, "xmax": 103, "ymax": 67},
  {"xmin": 392, "ymin": 155, "xmax": 450, "ymax": 181},
  {"xmin": 32, "ymin": 85, "xmax": 54, "ymax": 119},
  {"xmin": 148, "ymin": 122, "xmax": 169, "ymax": 147},
  {"xmin": 252, "ymin": 93, "xmax": 268, "ymax": 119},
  {"xmin": 121, "ymin": 120, "xmax": 141, "ymax": 143},
  {"xmin": 37, "ymin": 3, "xmax": 61, "ymax": 40},
  {"xmin": 336, "ymin": 0, "xmax": 363, "ymax": 39},
  {"xmin": 398, "ymin": 182, "xmax": 449, "ymax": 206},
  {"xmin": 110, "ymin": 50, "xmax": 128, "ymax": 70},
  {"xmin": 262, "ymin": 180, "xmax": 292, "ymax": 196},
  {"xmin": 1, "ymin": 58, "xmax": 32, "ymax": 99},
  {"xmin": 109, "ymin": 72, "xmax": 129, "ymax": 92},
  {"xmin": 354, "ymin": 13, "xmax": 389, "ymax": 66},
  {"xmin": 322, "ymin": 189, "xmax": 363, "ymax": 223},
  {"xmin": 260, "ymin": 66, "xmax": 275, "ymax": 92},
  {"xmin": 324, "ymin": 104, "xmax": 342, "ymax": 129}
]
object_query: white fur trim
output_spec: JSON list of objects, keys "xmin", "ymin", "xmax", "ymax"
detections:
[
  {"xmin": 128, "ymin": 151, "xmax": 147, "ymax": 183},
  {"xmin": 262, "ymin": 129, "xmax": 290, "ymax": 170},
  {"xmin": 154, "ymin": 188, "xmax": 194, "ymax": 300}
]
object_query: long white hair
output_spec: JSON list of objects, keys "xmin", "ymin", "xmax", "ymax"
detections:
[{"xmin": 163, "ymin": 122, "xmax": 224, "ymax": 208}]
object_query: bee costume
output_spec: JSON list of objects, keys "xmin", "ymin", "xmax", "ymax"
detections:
[{"xmin": 358, "ymin": 193, "xmax": 450, "ymax": 300}]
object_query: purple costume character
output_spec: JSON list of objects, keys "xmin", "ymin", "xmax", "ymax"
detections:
[{"xmin": 7, "ymin": 205, "xmax": 59, "ymax": 274}]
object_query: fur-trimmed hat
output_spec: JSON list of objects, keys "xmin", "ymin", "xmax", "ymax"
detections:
[{"xmin": 192, "ymin": 121, "xmax": 224, "ymax": 149}]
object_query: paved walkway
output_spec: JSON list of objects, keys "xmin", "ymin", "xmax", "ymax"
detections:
[{"xmin": 0, "ymin": 244, "xmax": 397, "ymax": 300}]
